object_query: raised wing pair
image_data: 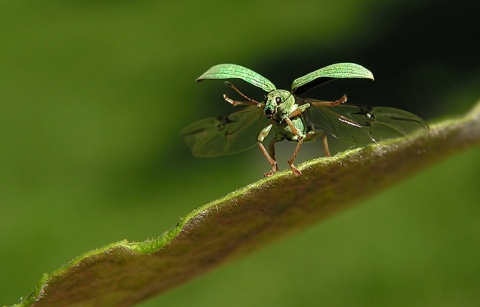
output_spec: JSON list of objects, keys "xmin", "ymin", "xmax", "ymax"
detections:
[{"xmin": 182, "ymin": 63, "xmax": 428, "ymax": 177}]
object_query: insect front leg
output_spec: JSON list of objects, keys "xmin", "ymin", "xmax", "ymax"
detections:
[
  {"xmin": 257, "ymin": 124, "xmax": 278, "ymax": 177},
  {"xmin": 284, "ymin": 118, "xmax": 304, "ymax": 177},
  {"xmin": 223, "ymin": 82, "xmax": 261, "ymax": 107},
  {"xmin": 223, "ymin": 94, "xmax": 258, "ymax": 107}
]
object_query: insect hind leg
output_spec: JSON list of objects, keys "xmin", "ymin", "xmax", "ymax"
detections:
[{"xmin": 304, "ymin": 130, "xmax": 332, "ymax": 157}]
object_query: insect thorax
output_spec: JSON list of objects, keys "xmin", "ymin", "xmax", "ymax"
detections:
[{"xmin": 272, "ymin": 115, "xmax": 307, "ymax": 142}]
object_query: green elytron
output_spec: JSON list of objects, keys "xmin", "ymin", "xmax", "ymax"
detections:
[{"xmin": 182, "ymin": 63, "xmax": 428, "ymax": 177}]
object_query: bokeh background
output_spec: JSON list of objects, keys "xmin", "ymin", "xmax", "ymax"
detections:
[{"xmin": 1, "ymin": 0, "xmax": 479, "ymax": 306}]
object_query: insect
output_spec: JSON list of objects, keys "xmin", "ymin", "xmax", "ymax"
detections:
[{"xmin": 182, "ymin": 63, "xmax": 429, "ymax": 177}]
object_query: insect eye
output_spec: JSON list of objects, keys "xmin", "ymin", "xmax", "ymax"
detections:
[{"xmin": 275, "ymin": 97, "xmax": 282, "ymax": 104}]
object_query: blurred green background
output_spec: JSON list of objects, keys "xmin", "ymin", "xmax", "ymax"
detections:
[{"xmin": 1, "ymin": 0, "xmax": 479, "ymax": 306}]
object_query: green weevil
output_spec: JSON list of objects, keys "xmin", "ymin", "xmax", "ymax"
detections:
[{"xmin": 182, "ymin": 63, "xmax": 428, "ymax": 177}]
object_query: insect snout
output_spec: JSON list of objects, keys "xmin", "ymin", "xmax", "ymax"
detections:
[{"xmin": 264, "ymin": 106, "xmax": 276, "ymax": 118}]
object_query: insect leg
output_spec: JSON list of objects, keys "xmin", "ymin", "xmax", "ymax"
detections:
[
  {"xmin": 284, "ymin": 118, "xmax": 303, "ymax": 176},
  {"xmin": 310, "ymin": 94, "xmax": 348, "ymax": 107},
  {"xmin": 287, "ymin": 103, "xmax": 310, "ymax": 118},
  {"xmin": 304, "ymin": 130, "xmax": 331, "ymax": 158},
  {"xmin": 223, "ymin": 82, "xmax": 261, "ymax": 106},
  {"xmin": 321, "ymin": 133, "xmax": 331, "ymax": 157},
  {"xmin": 223, "ymin": 94, "xmax": 258, "ymax": 107},
  {"xmin": 287, "ymin": 139, "xmax": 304, "ymax": 177},
  {"xmin": 259, "ymin": 139, "xmax": 278, "ymax": 177},
  {"xmin": 268, "ymin": 137, "xmax": 277, "ymax": 162},
  {"xmin": 307, "ymin": 94, "xmax": 347, "ymax": 157},
  {"xmin": 257, "ymin": 124, "xmax": 278, "ymax": 177}
]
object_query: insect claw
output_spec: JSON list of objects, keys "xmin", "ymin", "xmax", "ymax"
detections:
[
  {"xmin": 288, "ymin": 163, "xmax": 302, "ymax": 176},
  {"xmin": 263, "ymin": 163, "xmax": 278, "ymax": 177},
  {"xmin": 292, "ymin": 169, "xmax": 302, "ymax": 176},
  {"xmin": 223, "ymin": 94, "xmax": 236, "ymax": 106},
  {"xmin": 263, "ymin": 169, "xmax": 276, "ymax": 177},
  {"xmin": 331, "ymin": 94, "xmax": 348, "ymax": 106}
]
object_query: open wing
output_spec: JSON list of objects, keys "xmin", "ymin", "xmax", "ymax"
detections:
[
  {"xmin": 291, "ymin": 63, "xmax": 374, "ymax": 95},
  {"xmin": 181, "ymin": 105, "xmax": 269, "ymax": 157},
  {"xmin": 303, "ymin": 99, "xmax": 429, "ymax": 144},
  {"xmin": 196, "ymin": 64, "xmax": 276, "ymax": 93}
]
